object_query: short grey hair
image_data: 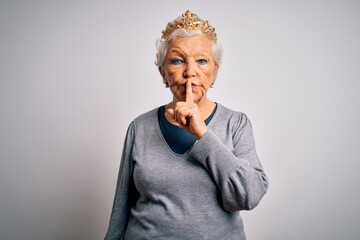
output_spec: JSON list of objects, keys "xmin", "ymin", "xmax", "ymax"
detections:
[{"xmin": 155, "ymin": 29, "xmax": 223, "ymax": 86}]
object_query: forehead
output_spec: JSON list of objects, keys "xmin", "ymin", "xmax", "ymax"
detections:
[{"xmin": 167, "ymin": 36, "xmax": 213, "ymax": 56}]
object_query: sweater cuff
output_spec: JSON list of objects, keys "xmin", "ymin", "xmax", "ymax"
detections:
[{"xmin": 189, "ymin": 130, "xmax": 216, "ymax": 162}]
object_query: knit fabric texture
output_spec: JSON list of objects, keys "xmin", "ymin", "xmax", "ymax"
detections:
[{"xmin": 105, "ymin": 103, "xmax": 269, "ymax": 240}]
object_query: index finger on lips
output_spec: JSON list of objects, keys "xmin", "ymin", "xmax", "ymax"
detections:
[{"xmin": 185, "ymin": 79, "xmax": 194, "ymax": 103}]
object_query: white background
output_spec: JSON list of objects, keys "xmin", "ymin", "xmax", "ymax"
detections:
[{"xmin": 1, "ymin": 0, "xmax": 359, "ymax": 239}]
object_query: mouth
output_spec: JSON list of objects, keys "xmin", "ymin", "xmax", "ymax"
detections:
[{"xmin": 181, "ymin": 83, "xmax": 197, "ymax": 87}]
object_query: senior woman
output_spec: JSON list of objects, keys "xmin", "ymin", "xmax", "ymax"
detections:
[{"xmin": 105, "ymin": 10, "xmax": 268, "ymax": 240}]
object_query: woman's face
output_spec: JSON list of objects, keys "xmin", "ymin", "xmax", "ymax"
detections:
[{"xmin": 160, "ymin": 35, "xmax": 218, "ymax": 104}]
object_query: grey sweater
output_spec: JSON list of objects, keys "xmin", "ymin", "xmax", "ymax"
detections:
[{"xmin": 105, "ymin": 104, "xmax": 268, "ymax": 240}]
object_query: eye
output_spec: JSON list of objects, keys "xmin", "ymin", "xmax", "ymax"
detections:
[
  {"xmin": 170, "ymin": 58, "xmax": 183, "ymax": 65},
  {"xmin": 197, "ymin": 59, "xmax": 208, "ymax": 65}
]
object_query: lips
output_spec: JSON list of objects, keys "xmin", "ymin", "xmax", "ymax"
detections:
[{"xmin": 181, "ymin": 83, "xmax": 197, "ymax": 87}]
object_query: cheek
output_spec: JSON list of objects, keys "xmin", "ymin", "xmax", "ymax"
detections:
[
  {"xmin": 201, "ymin": 68, "xmax": 215, "ymax": 84},
  {"xmin": 166, "ymin": 68, "xmax": 182, "ymax": 83}
]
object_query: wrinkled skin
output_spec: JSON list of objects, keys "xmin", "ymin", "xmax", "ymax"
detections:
[{"xmin": 159, "ymin": 36, "xmax": 219, "ymax": 139}]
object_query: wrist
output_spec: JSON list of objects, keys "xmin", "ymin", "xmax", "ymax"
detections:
[{"xmin": 195, "ymin": 126, "xmax": 208, "ymax": 140}]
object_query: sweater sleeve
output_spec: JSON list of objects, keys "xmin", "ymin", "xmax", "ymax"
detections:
[
  {"xmin": 189, "ymin": 113, "xmax": 268, "ymax": 211},
  {"xmin": 105, "ymin": 123, "xmax": 137, "ymax": 240}
]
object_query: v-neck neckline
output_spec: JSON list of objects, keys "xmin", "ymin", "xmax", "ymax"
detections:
[{"xmin": 155, "ymin": 103, "xmax": 221, "ymax": 158}]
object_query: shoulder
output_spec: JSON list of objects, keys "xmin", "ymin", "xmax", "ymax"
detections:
[
  {"xmin": 213, "ymin": 103, "xmax": 255, "ymax": 138},
  {"xmin": 132, "ymin": 107, "xmax": 159, "ymax": 124},
  {"xmin": 216, "ymin": 103, "xmax": 251, "ymax": 125},
  {"xmin": 127, "ymin": 107, "xmax": 161, "ymax": 134}
]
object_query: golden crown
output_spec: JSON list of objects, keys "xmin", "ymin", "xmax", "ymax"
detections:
[{"xmin": 161, "ymin": 10, "xmax": 217, "ymax": 42}]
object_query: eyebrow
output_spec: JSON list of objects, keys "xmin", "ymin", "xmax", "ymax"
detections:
[
  {"xmin": 167, "ymin": 49, "xmax": 211, "ymax": 58},
  {"xmin": 167, "ymin": 49, "xmax": 184, "ymax": 55}
]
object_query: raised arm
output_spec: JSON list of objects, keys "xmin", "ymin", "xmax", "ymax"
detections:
[{"xmin": 189, "ymin": 113, "xmax": 269, "ymax": 211}]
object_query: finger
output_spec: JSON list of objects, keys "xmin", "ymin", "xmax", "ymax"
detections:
[
  {"xmin": 166, "ymin": 108, "xmax": 175, "ymax": 120},
  {"xmin": 175, "ymin": 105, "xmax": 191, "ymax": 127},
  {"xmin": 174, "ymin": 108, "xmax": 184, "ymax": 125},
  {"xmin": 179, "ymin": 115, "xmax": 187, "ymax": 126},
  {"xmin": 185, "ymin": 79, "xmax": 194, "ymax": 103}
]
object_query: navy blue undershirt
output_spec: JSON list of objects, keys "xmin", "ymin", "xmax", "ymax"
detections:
[{"xmin": 158, "ymin": 104, "xmax": 217, "ymax": 154}]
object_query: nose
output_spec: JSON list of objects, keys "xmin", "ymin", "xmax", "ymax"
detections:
[{"xmin": 183, "ymin": 61, "xmax": 196, "ymax": 78}]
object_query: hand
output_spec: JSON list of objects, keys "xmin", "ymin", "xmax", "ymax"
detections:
[{"xmin": 167, "ymin": 80, "xmax": 208, "ymax": 139}]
